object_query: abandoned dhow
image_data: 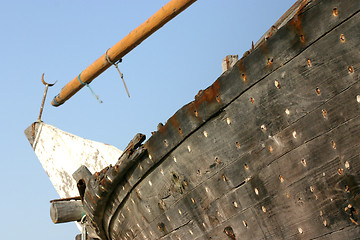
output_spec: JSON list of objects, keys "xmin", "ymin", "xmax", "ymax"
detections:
[{"xmin": 26, "ymin": 0, "xmax": 360, "ymax": 239}]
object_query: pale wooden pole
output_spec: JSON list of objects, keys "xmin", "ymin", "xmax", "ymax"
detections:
[
  {"xmin": 52, "ymin": 0, "xmax": 197, "ymax": 106},
  {"xmin": 50, "ymin": 201, "xmax": 85, "ymax": 223}
]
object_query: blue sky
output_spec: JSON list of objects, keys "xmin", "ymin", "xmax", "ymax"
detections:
[{"xmin": 0, "ymin": 1, "xmax": 294, "ymax": 239}]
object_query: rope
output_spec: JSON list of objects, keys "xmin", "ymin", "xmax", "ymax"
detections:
[
  {"xmin": 78, "ymin": 72, "xmax": 103, "ymax": 103},
  {"xmin": 80, "ymin": 215, "xmax": 87, "ymax": 240},
  {"xmin": 52, "ymin": 94, "xmax": 61, "ymax": 106},
  {"xmin": 105, "ymin": 49, "xmax": 130, "ymax": 98}
]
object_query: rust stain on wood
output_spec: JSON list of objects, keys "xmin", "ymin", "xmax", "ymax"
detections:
[{"xmin": 288, "ymin": 0, "xmax": 309, "ymax": 45}]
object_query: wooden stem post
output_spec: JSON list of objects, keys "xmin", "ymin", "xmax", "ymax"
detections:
[{"xmin": 51, "ymin": 0, "xmax": 197, "ymax": 107}]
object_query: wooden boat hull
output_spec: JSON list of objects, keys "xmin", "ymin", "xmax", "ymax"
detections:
[{"xmin": 31, "ymin": 0, "xmax": 360, "ymax": 239}]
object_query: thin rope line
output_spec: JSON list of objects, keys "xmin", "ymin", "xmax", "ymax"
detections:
[
  {"xmin": 105, "ymin": 49, "xmax": 130, "ymax": 98},
  {"xmin": 78, "ymin": 72, "xmax": 103, "ymax": 103}
]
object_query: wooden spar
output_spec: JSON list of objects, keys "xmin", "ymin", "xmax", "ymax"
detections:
[
  {"xmin": 51, "ymin": 0, "xmax": 197, "ymax": 107},
  {"xmin": 50, "ymin": 201, "xmax": 85, "ymax": 223}
]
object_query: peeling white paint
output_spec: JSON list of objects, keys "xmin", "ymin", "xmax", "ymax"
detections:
[{"xmin": 30, "ymin": 122, "xmax": 122, "ymax": 198}]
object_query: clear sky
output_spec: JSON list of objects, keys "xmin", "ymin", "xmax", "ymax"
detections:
[{"xmin": 0, "ymin": 0, "xmax": 294, "ymax": 239}]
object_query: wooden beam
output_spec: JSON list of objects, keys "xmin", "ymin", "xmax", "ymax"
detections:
[
  {"xmin": 72, "ymin": 165, "xmax": 92, "ymax": 184},
  {"xmin": 51, "ymin": 0, "xmax": 197, "ymax": 107},
  {"xmin": 50, "ymin": 201, "xmax": 85, "ymax": 224}
]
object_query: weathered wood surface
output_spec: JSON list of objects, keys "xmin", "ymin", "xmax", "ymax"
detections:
[
  {"xmin": 50, "ymin": 201, "xmax": 85, "ymax": 224},
  {"xmin": 73, "ymin": 165, "xmax": 93, "ymax": 184},
  {"xmin": 75, "ymin": 234, "xmax": 98, "ymax": 240},
  {"xmin": 80, "ymin": 0, "xmax": 360, "ymax": 239}
]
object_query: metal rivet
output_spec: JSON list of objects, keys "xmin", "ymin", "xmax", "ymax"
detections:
[
  {"xmin": 191, "ymin": 198, "xmax": 196, "ymax": 204},
  {"xmin": 216, "ymin": 95, "xmax": 221, "ymax": 103},
  {"xmin": 254, "ymin": 188, "xmax": 259, "ymax": 195},
  {"xmin": 194, "ymin": 110, "xmax": 198, "ymax": 117},
  {"xmin": 250, "ymin": 97, "xmax": 255, "ymax": 103},
  {"xmin": 333, "ymin": 8, "xmax": 338, "ymax": 16},
  {"xmin": 136, "ymin": 189, "xmax": 141, "ymax": 199},
  {"xmin": 274, "ymin": 80, "xmax": 281, "ymax": 89},
  {"xmin": 217, "ymin": 210, "xmax": 221, "ymax": 217},
  {"xmin": 164, "ymin": 140, "xmax": 168, "ymax": 147},
  {"xmin": 187, "ymin": 145, "xmax": 191, "ymax": 152},
  {"xmin": 300, "ymin": 34, "xmax": 305, "ymax": 43},
  {"xmin": 262, "ymin": 206, "xmax": 267, "ymax": 212},
  {"xmin": 338, "ymin": 168, "xmax": 344, "ymax": 175},
  {"xmin": 310, "ymin": 186, "xmax": 314, "ymax": 192},
  {"xmin": 241, "ymin": 73, "xmax": 247, "ymax": 82},
  {"xmin": 322, "ymin": 109, "xmax": 327, "ymax": 118},
  {"xmin": 226, "ymin": 118, "xmax": 231, "ymax": 125},
  {"xmin": 285, "ymin": 109, "xmax": 290, "ymax": 115},
  {"xmin": 149, "ymin": 180, "xmax": 152, "ymax": 186},
  {"xmin": 292, "ymin": 131, "xmax": 297, "ymax": 138},
  {"xmin": 279, "ymin": 175, "xmax": 284, "ymax": 183},
  {"xmin": 301, "ymin": 159, "xmax": 307, "ymax": 166},
  {"xmin": 178, "ymin": 209, "xmax": 182, "ymax": 215},
  {"xmin": 340, "ymin": 34, "xmax": 345, "ymax": 42},
  {"xmin": 348, "ymin": 66, "xmax": 354, "ymax": 74},
  {"xmin": 345, "ymin": 161, "xmax": 350, "ymax": 169},
  {"xmin": 244, "ymin": 164, "xmax": 249, "ymax": 170},
  {"xmin": 203, "ymin": 131, "xmax": 208, "ymax": 137},
  {"xmin": 307, "ymin": 59, "xmax": 312, "ymax": 67},
  {"xmin": 261, "ymin": 124, "xmax": 266, "ymax": 132},
  {"xmin": 298, "ymin": 227, "xmax": 303, "ymax": 234},
  {"xmin": 331, "ymin": 140, "xmax": 336, "ymax": 149},
  {"xmin": 242, "ymin": 220, "xmax": 248, "ymax": 228},
  {"xmin": 173, "ymin": 156, "xmax": 177, "ymax": 162},
  {"xmin": 233, "ymin": 201, "xmax": 238, "ymax": 208},
  {"xmin": 316, "ymin": 87, "xmax": 321, "ymax": 95},
  {"xmin": 268, "ymin": 145, "xmax": 273, "ymax": 153},
  {"xmin": 236, "ymin": 141, "xmax": 241, "ymax": 149}
]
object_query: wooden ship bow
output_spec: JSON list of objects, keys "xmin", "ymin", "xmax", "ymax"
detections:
[{"xmin": 27, "ymin": 0, "xmax": 360, "ymax": 239}]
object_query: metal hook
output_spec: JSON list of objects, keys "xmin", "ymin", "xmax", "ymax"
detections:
[
  {"xmin": 41, "ymin": 73, "xmax": 57, "ymax": 87},
  {"xmin": 37, "ymin": 73, "xmax": 57, "ymax": 122}
]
